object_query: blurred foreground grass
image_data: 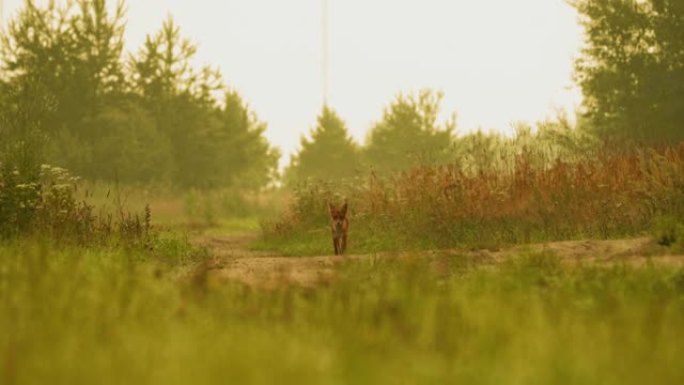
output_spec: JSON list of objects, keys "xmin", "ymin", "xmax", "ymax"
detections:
[{"xmin": 1, "ymin": 243, "xmax": 683, "ymax": 385}]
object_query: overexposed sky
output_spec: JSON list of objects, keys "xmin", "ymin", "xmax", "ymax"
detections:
[{"xmin": 2, "ymin": 0, "xmax": 583, "ymax": 165}]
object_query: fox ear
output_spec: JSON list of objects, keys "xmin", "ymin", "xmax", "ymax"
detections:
[{"xmin": 340, "ymin": 202, "xmax": 348, "ymax": 217}]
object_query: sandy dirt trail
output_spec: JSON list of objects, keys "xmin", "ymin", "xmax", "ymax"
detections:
[{"xmin": 195, "ymin": 233, "xmax": 684, "ymax": 288}]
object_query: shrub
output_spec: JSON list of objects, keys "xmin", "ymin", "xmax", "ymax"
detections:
[
  {"xmin": 652, "ymin": 215, "xmax": 684, "ymax": 252},
  {"xmin": 0, "ymin": 163, "xmax": 151, "ymax": 245}
]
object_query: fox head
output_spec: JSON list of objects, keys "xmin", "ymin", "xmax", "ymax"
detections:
[{"xmin": 328, "ymin": 202, "xmax": 348, "ymax": 236}]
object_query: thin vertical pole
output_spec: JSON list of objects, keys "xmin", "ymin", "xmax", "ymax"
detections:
[{"xmin": 321, "ymin": 0, "xmax": 329, "ymax": 107}]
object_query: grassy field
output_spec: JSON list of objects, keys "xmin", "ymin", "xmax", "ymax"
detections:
[
  {"xmin": 2, "ymin": 237, "xmax": 683, "ymax": 384},
  {"xmin": 3, "ymin": 148, "xmax": 684, "ymax": 384}
]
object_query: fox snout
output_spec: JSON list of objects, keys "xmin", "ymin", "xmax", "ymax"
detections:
[{"xmin": 333, "ymin": 221, "xmax": 344, "ymax": 238}]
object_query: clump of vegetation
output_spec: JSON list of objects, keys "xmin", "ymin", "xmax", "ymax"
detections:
[
  {"xmin": 0, "ymin": 0, "xmax": 279, "ymax": 190},
  {"xmin": 0, "ymin": 163, "xmax": 153, "ymax": 246},
  {"xmin": 652, "ymin": 215, "xmax": 684, "ymax": 252},
  {"xmin": 572, "ymin": 0, "xmax": 684, "ymax": 145},
  {"xmin": 262, "ymin": 144, "xmax": 684, "ymax": 255}
]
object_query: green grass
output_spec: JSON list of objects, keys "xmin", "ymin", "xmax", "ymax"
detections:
[
  {"xmin": 2, "ymin": 240, "xmax": 684, "ymax": 384},
  {"xmin": 253, "ymin": 220, "xmax": 438, "ymax": 256},
  {"xmin": 254, "ymin": 213, "xmax": 643, "ymax": 257},
  {"xmin": 205, "ymin": 217, "xmax": 262, "ymax": 234},
  {"xmin": 251, "ymin": 227, "xmax": 340, "ymax": 256}
]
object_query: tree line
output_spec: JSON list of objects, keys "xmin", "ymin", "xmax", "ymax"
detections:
[
  {"xmin": 286, "ymin": 0, "xmax": 684, "ymax": 185},
  {"xmin": 283, "ymin": 89, "xmax": 595, "ymax": 187},
  {"xmin": 1, "ymin": 0, "xmax": 682, "ymax": 190},
  {"xmin": 0, "ymin": 0, "xmax": 279, "ymax": 189}
]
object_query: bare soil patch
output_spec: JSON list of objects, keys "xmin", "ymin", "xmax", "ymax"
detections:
[{"xmin": 195, "ymin": 234, "xmax": 684, "ymax": 288}]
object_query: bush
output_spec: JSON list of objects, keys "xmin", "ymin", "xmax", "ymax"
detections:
[
  {"xmin": 0, "ymin": 163, "xmax": 151, "ymax": 245},
  {"xmin": 652, "ymin": 215, "xmax": 684, "ymax": 251}
]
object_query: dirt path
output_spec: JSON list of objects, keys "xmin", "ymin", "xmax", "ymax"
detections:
[{"xmin": 195, "ymin": 233, "xmax": 684, "ymax": 288}]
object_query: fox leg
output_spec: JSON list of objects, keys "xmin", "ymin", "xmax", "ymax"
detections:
[
  {"xmin": 341, "ymin": 233, "xmax": 347, "ymax": 254},
  {"xmin": 332, "ymin": 237, "xmax": 339, "ymax": 255}
]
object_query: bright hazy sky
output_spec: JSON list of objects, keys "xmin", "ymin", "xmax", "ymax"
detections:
[{"xmin": 2, "ymin": 0, "xmax": 584, "ymax": 165}]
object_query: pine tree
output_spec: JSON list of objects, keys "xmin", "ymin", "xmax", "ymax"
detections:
[
  {"xmin": 285, "ymin": 106, "xmax": 361, "ymax": 185},
  {"xmin": 364, "ymin": 89, "xmax": 455, "ymax": 173}
]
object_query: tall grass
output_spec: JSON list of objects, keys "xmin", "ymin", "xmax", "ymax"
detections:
[
  {"xmin": 2, "ymin": 244, "xmax": 683, "ymax": 384},
  {"xmin": 77, "ymin": 181, "xmax": 285, "ymax": 232},
  {"xmin": 262, "ymin": 145, "xmax": 684, "ymax": 254}
]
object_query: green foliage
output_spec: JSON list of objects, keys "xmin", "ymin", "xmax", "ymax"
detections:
[
  {"xmin": 2, "ymin": 245, "xmax": 683, "ymax": 384},
  {"xmin": 0, "ymin": 1, "xmax": 278, "ymax": 189},
  {"xmin": 0, "ymin": 82, "xmax": 50, "ymax": 181},
  {"xmin": 79, "ymin": 100, "xmax": 173, "ymax": 182},
  {"xmin": 365, "ymin": 89, "xmax": 456, "ymax": 173},
  {"xmin": 0, "ymin": 166, "xmax": 41, "ymax": 236},
  {"xmin": 1, "ymin": 0, "xmax": 126, "ymax": 137},
  {"xmin": 572, "ymin": 0, "xmax": 684, "ymax": 144},
  {"xmin": 0, "ymin": 161, "xmax": 156, "ymax": 245},
  {"xmin": 284, "ymin": 106, "xmax": 362, "ymax": 186},
  {"xmin": 652, "ymin": 215, "xmax": 684, "ymax": 251},
  {"xmin": 127, "ymin": 18, "xmax": 278, "ymax": 188},
  {"xmin": 148, "ymin": 231, "xmax": 210, "ymax": 265},
  {"xmin": 282, "ymin": 100, "xmax": 597, "ymax": 192},
  {"xmin": 129, "ymin": 16, "xmax": 220, "ymax": 102},
  {"xmin": 219, "ymin": 91, "xmax": 281, "ymax": 190},
  {"xmin": 0, "ymin": 164, "xmax": 97, "ymax": 238},
  {"xmin": 453, "ymin": 112, "xmax": 599, "ymax": 175}
]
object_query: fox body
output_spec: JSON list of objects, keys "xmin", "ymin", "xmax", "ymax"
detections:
[{"xmin": 328, "ymin": 202, "xmax": 349, "ymax": 255}]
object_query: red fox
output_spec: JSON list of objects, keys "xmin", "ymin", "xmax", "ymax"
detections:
[{"xmin": 328, "ymin": 202, "xmax": 349, "ymax": 255}]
